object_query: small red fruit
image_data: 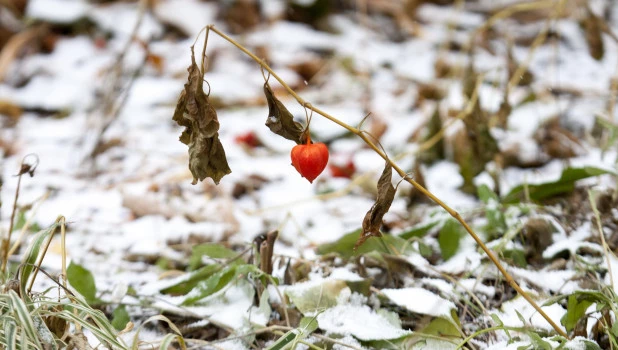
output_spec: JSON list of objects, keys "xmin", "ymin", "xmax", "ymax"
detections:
[
  {"xmin": 291, "ymin": 137, "xmax": 329, "ymax": 183},
  {"xmin": 329, "ymin": 159, "xmax": 356, "ymax": 179},
  {"xmin": 235, "ymin": 131, "xmax": 261, "ymax": 148}
]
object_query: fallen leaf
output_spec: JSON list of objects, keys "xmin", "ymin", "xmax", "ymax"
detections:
[
  {"xmin": 264, "ymin": 82, "xmax": 304, "ymax": 144},
  {"xmin": 581, "ymin": 8, "xmax": 604, "ymax": 61},
  {"xmin": 356, "ymin": 162, "xmax": 396, "ymax": 250},
  {"xmin": 173, "ymin": 48, "xmax": 231, "ymax": 185}
]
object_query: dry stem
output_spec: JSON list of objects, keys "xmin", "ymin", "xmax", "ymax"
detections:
[{"xmin": 204, "ymin": 25, "xmax": 568, "ymax": 339}]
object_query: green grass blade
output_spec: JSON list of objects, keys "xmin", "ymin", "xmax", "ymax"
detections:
[
  {"xmin": 4, "ymin": 319, "xmax": 17, "ymax": 350},
  {"xmin": 18, "ymin": 222, "xmax": 59, "ymax": 296},
  {"xmin": 158, "ymin": 333, "xmax": 183, "ymax": 350},
  {"xmin": 131, "ymin": 315, "xmax": 185, "ymax": 350},
  {"xmin": 7, "ymin": 291, "xmax": 42, "ymax": 349},
  {"xmin": 265, "ymin": 330, "xmax": 300, "ymax": 350}
]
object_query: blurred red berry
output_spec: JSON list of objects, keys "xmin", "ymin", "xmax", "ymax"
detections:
[
  {"xmin": 235, "ymin": 131, "xmax": 261, "ymax": 148},
  {"xmin": 329, "ymin": 159, "xmax": 356, "ymax": 179}
]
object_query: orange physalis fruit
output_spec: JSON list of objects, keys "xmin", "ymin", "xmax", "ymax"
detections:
[{"xmin": 291, "ymin": 136, "xmax": 329, "ymax": 183}]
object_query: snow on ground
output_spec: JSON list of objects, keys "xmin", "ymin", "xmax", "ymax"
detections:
[{"xmin": 1, "ymin": 0, "xmax": 618, "ymax": 348}]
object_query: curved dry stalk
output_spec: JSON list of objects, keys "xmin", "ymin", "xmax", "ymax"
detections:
[
  {"xmin": 505, "ymin": 1, "xmax": 563, "ymax": 94},
  {"xmin": 7, "ymin": 191, "xmax": 50, "ymax": 257},
  {"xmin": 205, "ymin": 25, "xmax": 568, "ymax": 339},
  {"xmin": 466, "ymin": 0, "xmax": 556, "ymax": 50}
]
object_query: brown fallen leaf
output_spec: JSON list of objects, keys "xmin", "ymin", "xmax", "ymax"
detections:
[
  {"xmin": 0, "ymin": 99, "xmax": 22, "ymax": 126},
  {"xmin": 220, "ymin": 0, "xmax": 261, "ymax": 34},
  {"xmin": 355, "ymin": 162, "xmax": 396, "ymax": 250},
  {"xmin": 581, "ymin": 8, "xmax": 604, "ymax": 61},
  {"xmin": 264, "ymin": 82, "xmax": 304, "ymax": 144},
  {"xmin": 172, "ymin": 48, "xmax": 231, "ymax": 185}
]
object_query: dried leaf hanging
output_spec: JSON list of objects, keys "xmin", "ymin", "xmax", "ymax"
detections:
[
  {"xmin": 173, "ymin": 48, "xmax": 231, "ymax": 185},
  {"xmin": 355, "ymin": 162, "xmax": 396, "ymax": 250},
  {"xmin": 264, "ymin": 82, "xmax": 304, "ymax": 144}
]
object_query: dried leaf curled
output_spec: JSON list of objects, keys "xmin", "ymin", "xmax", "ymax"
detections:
[
  {"xmin": 355, "ymin": 162, "xmax": 396, "ymax": 250},
  {"xmin": 264, "ymin": 82, "xmax": 304, "ymax": 144},
  {"xmin": 173, "ymin": 49, "xmax": 231, "ymax": 184}
]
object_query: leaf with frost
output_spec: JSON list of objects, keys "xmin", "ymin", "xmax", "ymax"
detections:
[
  {"xmin": 381, "ymin": 287, "xmax": 456, "ymax": 320},
  {"xmin": 316, "ymin": 304, "xmax": 411, "ymax": 341},
  {"xmin": 285, "ymin": 279, "xmax": 347, "ymax": 315}
]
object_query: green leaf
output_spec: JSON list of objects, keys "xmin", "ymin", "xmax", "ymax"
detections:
[
  {"xmin": 189, "ymin": 243, "xmax": 237, "ymax": 270},
  {"xmin": 478, "ymin": 184, "xmax": 507, "ymax": 236},
  {"xmin": 421, "ymin": 317, "xmax": 461, "ymax": 338},
  {"xmin": 478, "ymin": 184, "xmax": 499, "ymax": 203},
  {"xmin": 160, "ymin": 264, "xmax": 221, "ymax": 295},
  {"xmin": 285, "ymin": 280, "xmax": 347, "ymax": 315},
  {"xmin": 316, "ymin": 229, "xmax": 409, "ymax": 259},
  {"xmin": 265, "ymin": 329, "xmax": 300, "ymax": 350},
  {"xmin": 7, "ymin": 290, "xmax": 43, "ymax": 349},
  {"xmin": 561, "ymin": 294, "xmax": 593, "ymax": 332},
  {"xmin": 579, "ymin": 339, "xmax": 602, "ymax": 350},
  {"xmin": 528, "ymin": 332, "xmax": 552, "ymax": 350},
  {"xmin": 417, "ymin": 241, "xmax": 433, "ymax": 258},
  {"xmin": 111, "ymin": 305, "xmax": 130, "ymax": 331},
  {"xmin": 438, "ymin": 219, "xmax": 465, "ymax": 261},
  {"xmin": 299, "ymin": 316, "xmax": 319, "ymax": 334},
  {"xmin": 515, "ymin": 310, "xmax": 527, "ymax": 325},
  {"xmin": 4, "ymin": 319, "xmax": 16, "ymax": 349},
  {"xmin": 67, "ymin": 262, "xmax": 98, "ymax": 304},
  {"xmin": 13, "ymin": 210, "xmax": 27, "ymax": 231},
  {"xmin": 398, "ymin": 220, "xmax": 440, "ymax": 240},
  {"xmin": 502, "ymin": 167, "xmax": 613, "ymax": 204},
  {"xmin": 502, "ymin": 249, "xmax": 527, "ymax": 268},
  {"xmin": 19, "ymin": 222, "xmax": 59, "ymax": 297},
  {"xmin": 490, "ymin": 314, "xmax": 504, "ymax": 327},
  {"xmin": 179, "ymin": 265, "xmax": 262, "ymax": 306},
  {"xmin": 181, "ymin": 265, "xmax": 238, "ymax": 305}
]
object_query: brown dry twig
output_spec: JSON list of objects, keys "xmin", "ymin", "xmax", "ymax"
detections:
[{"xmin": 203, "ymin": 24, "xmax": 568, "ymax": 339}]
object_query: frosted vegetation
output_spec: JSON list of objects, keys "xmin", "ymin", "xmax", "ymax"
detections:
[{"xmin": 1, "ymin": 0, "xmax": 618, "ymax": 349}]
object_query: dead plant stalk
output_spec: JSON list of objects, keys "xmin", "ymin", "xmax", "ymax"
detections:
[{"xmin": 203, "ymin": 25, "xmax": 568, "ymax": 339}]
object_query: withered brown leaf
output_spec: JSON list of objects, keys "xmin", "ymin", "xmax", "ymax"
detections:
[
  {"xmin": 264, "ymin": 82, "xmax": 304, "ymax": 144},
  {"xmin": 581, "ymin": 8, "xmax": 604, "ymax": 61},
  {"xmin": 173, "ymin": 48, "xmax": 231, "ymax": 185},
  {"xmin": 355, "ymin": 162, "xmax": 396, "ymax": 250}
]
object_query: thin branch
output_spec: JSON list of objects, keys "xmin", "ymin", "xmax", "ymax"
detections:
[{"xmin": 205, "ymin": 24, "xmax": 568, "ymax": 339}]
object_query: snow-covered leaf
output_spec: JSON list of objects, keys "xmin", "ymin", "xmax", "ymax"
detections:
[
  {"xmin": 316, "ymin": 304, "xmax": 411, "ymax": 341},
  {"xmin": 381, "ymin": 287, "xmax": 456, "ymax": 321}
]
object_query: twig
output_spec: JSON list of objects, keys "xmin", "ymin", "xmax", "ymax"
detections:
[
  {"xmin": 83, "ymin": 0, "xmax": 149, "ymax": 165},
  {"xmin": 205, "ymin": 25, "xmax": 569, "ymax": 339},
  {"xmin": 2, "ymin": 167, "xmax": 22, "ymax": 273},
  {"xmin": 505, "ymin": 1, "xmax": 563, "ymax": 94},
  {"xmin": 7, "ymin": 191, "xmax": 50, "ymax": 257},
  {"xmin": 2, "ymin": 154, "xmax": 39, "ymax": 273}
]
